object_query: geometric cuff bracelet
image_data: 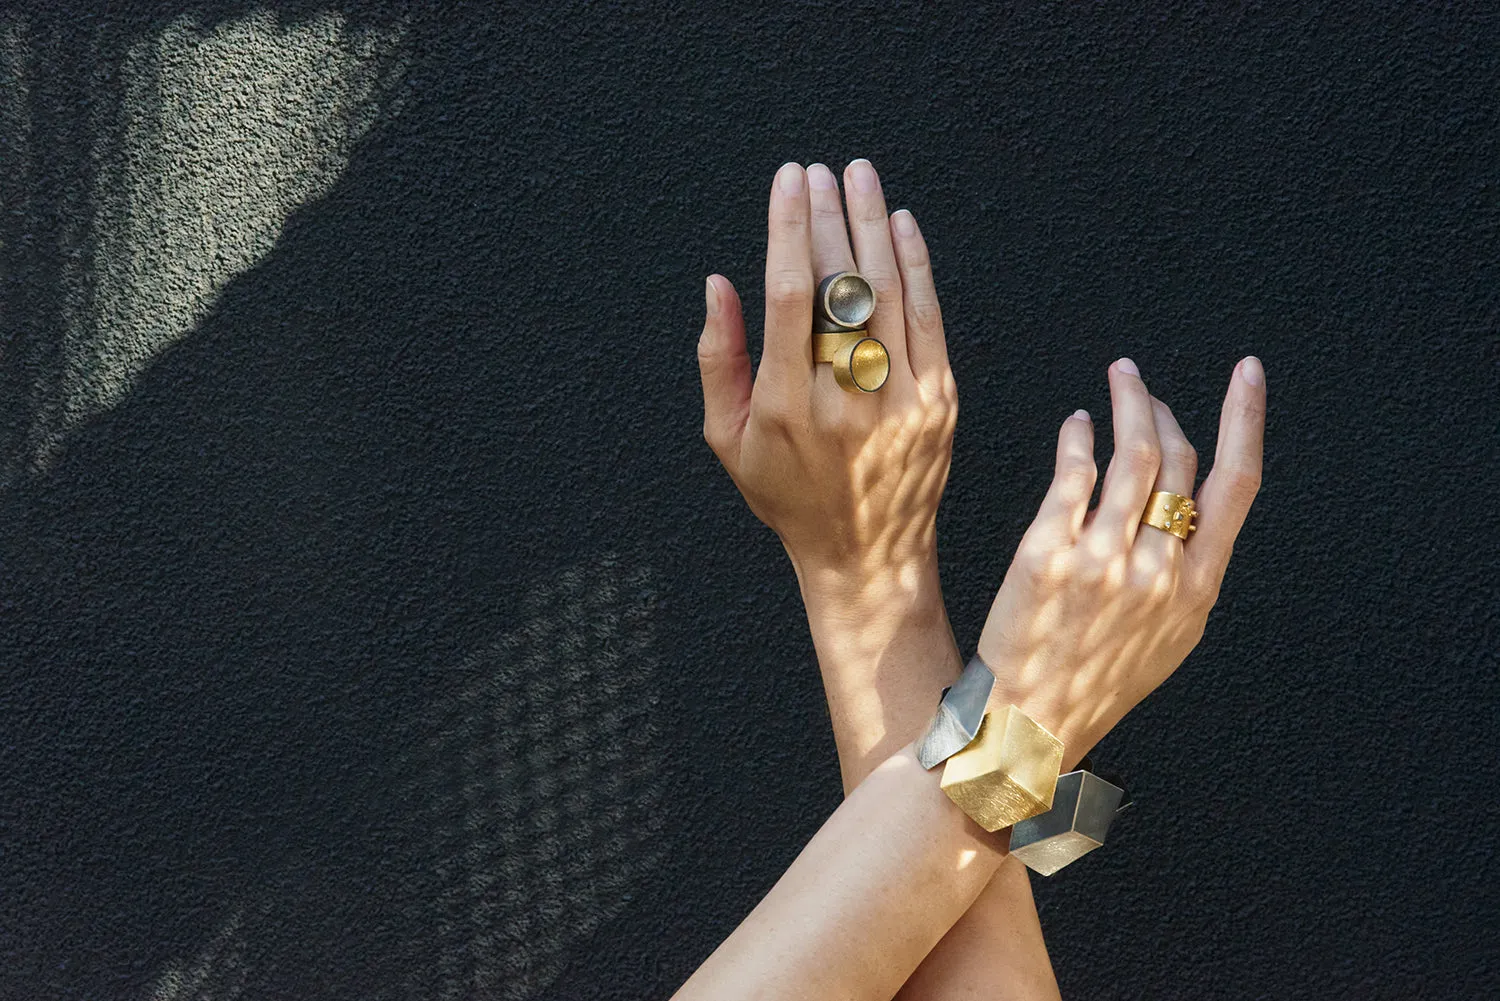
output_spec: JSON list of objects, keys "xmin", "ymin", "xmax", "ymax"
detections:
[
  {"xmin": 915, "ymin": 654, "xmax": 995, "ymax": 769},
  {"xmin": 1009, "ymin": 765, "xmax": 1129, "ymax": 876},
  {"xmin": 940, "ymin": 704, "xmax": 1064, "ymax": 832},
  {"xmin": 917, "ymin": 654, "xmax": 1130, "ymax": 870}
]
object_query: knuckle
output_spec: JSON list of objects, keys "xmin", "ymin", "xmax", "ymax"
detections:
[
  {"xmin": 1145, "ymin": 562, "xmax": 1180, "ymax": 601},
  {"xmin": 696, "ymin": 337, "xmax": 721, "ymax": 369},
  {"xmin": 863, "ymin": 270, "xmax": 901, "ymax": 307},
  {"xmin": 1058, "ymin": 453, "xmax": 1097, "ymax": 487},
  {"xmin": 1129, "ymin": 551, "xmax": 1165, "ymax": 588},
  {"xmin": 812, "ymin": 198, "xmax": 845, "ymax": 221},
  {"xmin": 920, "ymin": 404, "xmax": 948, "ymax": 437},
  {"xmin": 1224, "ymin": 464, "xmax": 1263, "ymax": 501},
  {"xmin": 1020, "ymin": 546, "xmax": 1072, "ymax": 590},
  {"xmin": 1201, "ymin": 576, "xmax": 1224, "ymax": 609},
  {"xmin": 766, "ymin": 274, "xmax": 811, "ymax": 308},
  {"xmin": 1164, "ymin": 437, "xmax": 1198, "ymax": 469},
  {"xmin": 753, "ymin": 394, "xmax": 793, "ymax": 429},
  {"xmin": 907, "ymin": 290, "xmax": 942, "ymax": 328},
  {"xmin": 1123, "ymin": 439, "xmax": 1162, "ymax": 473},
  {"xmin": 1185, "ymin": 569, "xmax": 1223, "ymax": 611},
  {"xmin": 1076, "ymin": 553, "xmax": 1116, "ymax": 590}
]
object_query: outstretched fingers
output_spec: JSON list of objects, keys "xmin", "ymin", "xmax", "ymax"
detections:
[{"xmin": 1188, "ymin": 357, "xmax": 1267, "ymax": 595}]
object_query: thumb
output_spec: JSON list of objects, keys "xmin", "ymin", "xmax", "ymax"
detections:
[{"xmin": 698, "ymin": 274, "xmax": 752, "ymax": 466}]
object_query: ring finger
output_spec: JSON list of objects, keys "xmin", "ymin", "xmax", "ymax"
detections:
[
  {"xmin": 843, "ymin": 158, "xmax": 912, "ymax": 394},
  {"xmin": 1132, "ymin": 396, "xmax": 1199, "ymax": 577}
]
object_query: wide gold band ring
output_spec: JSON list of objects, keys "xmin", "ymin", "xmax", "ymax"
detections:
[{"xmin": 1140, "ymin": 490, "xmax": 1198, "ymax": 540}]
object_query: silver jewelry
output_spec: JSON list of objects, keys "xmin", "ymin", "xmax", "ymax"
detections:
[
  {"xmin": 811, "ymin": 271, "xmax": 889, "ymax": 393},
  {"xmin": 1008, "ymin": 767, "xmax": 1128, "ymax": 876},
  {"xmin": 915, "ymin": 654, "xmax": 995, "ymax": 769},
  {"xmin": 815, "ymin": 271, "xmax": 876, "ymax": 330}
]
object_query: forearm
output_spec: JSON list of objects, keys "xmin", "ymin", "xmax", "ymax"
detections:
[
  {"xmin": 896, "ymin": 861, "xmax": 1061, "ymax": 1001},
  {"xmin": 797, "ymin": 554, "xmax": 1061, "ymax": 1001},
  {"xmin": 796, "ymin": 554, "xmax": 963, "ymax": 793},
  {"xmin": 672, "ymin": 746, "xmax": 1007, "ymax": 1001}
]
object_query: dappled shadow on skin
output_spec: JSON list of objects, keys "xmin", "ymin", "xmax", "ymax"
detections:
[{"xmin": 0, "ymin": 7, "xmax": 835, "ymax": 999}]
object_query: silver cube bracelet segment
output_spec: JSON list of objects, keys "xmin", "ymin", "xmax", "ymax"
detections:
[
  {"xmin": 1009, "ymin": 766, "xmax": 1130, "ymax": 876},
  {"xmin": 915, "ymin": 654, "xmax": 995, "ymax": 769}
]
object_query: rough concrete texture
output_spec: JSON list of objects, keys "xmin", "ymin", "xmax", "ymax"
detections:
[{"xmin": 1, "ymin": 3, "xmax": 1495, "ymax": 999}]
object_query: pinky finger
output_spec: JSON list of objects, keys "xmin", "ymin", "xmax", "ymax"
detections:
[
  {"xmin": 1187, "ymin": 357, "xmax": 1267, "ymax": 593},
  {"xmin": 889, "ymin": 209, "xmax": 950, "ymax": 387},
  {"xmin": 1027, "ymin": 410, "xmax": 1098, "ymax": 548}
]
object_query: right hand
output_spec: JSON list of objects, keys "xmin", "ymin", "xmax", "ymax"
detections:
[{"xmin": 976, "ymin": 357, "xmax": 1266, "ymax": 769}]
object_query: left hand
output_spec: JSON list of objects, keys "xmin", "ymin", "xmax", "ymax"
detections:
[{"xmin": 697, "ymin": 160, "xmax": 957, "ymax": 595}]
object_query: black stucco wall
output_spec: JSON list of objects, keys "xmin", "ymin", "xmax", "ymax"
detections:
[{"xmin": 2, "ymin": 4, "xmax": 1496, "ymax": 998}]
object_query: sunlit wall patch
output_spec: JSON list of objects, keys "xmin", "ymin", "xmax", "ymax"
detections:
[{"xmin": 0, "ymin": 9, "xmax": 410, "ymax": 482}]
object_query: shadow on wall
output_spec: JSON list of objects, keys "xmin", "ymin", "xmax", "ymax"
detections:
[
  {"xmin": 0, "ymin": 4, "xmax": 410, "ymax": 484},
  {"xmin": 0, "ymin": 5, "xmax": 805, "ymax": 998},
  {"xmin": 140, "ymin": 557, "xmax": 666, "ymax": 1001}
]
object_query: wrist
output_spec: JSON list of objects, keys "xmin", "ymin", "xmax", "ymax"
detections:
[
  {"xmin": 973, "ymin": 642, "xmax": 1096, "ymax": 773},
  {"xmin": 792, "ymin": 548, "xmax": 944, "ymax": 627}
]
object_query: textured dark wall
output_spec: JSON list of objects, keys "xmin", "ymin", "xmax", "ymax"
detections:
[{"xmin": 2, "ymin": 3, "xmax": 1496, "ymax": 999}]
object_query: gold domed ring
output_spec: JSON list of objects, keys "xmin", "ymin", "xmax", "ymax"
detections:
[
  {"xmin": 813, "ymin": 332, "xmax": 890, "ymax": 393},
  {"xmin": 1140, "ymin": 490, "xmax": 1198, "ymax": 540},
  {"xmin": 812, "ymin": 271, "xmax": 887, "ymax": 393}
]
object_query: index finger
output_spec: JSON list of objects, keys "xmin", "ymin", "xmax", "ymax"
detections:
[
  {"xmin": 758, "ymin": 162, "xmax": 814, "ymax": 399},
  {"xmin": 1187, "ymin": 356, "xmax": 1267, "ymax": 593}
]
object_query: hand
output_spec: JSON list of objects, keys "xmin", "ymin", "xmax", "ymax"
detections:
[
  {"xmin": 978, "ymin": 357, "xmax": 1266, "ymax": 769},
  {"xmin": 697, "ymin": 160, "xmax": 957, "ymax": 594}
]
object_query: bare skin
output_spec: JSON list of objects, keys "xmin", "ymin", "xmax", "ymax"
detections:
[{"xmin": 684, "ymin": 159, "xmax": 1266, "ymax": 1000}]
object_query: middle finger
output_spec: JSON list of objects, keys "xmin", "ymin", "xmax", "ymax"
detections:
[
  {"xmin": 806, "ymin": 162, "xmax": 878, "ymax": 420},
  {"xmin": 842, "ymin": 158, "xmax": 913, "ymax": 391},
  {"xmin": 1084, "ymin": 358, "xmax": 1162, "ymax": 549}
]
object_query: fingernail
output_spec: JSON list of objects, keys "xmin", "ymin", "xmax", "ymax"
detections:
[
  {"xmin": 1115, "ymin": 357, "xmax": 1140, "ymax": 377},
  {"xmin": 849, "ymin": 158, "xmax": 877, "ymax": 193},
  {"xmin": 1240, "ymin": 355, "xmax": 1264, "ymax": 386},
  {"xmin": 1071, "ymin": 409, "xmax": 1091, "ymax": 423},
  {"xmin": 807, "ymin": 163, "xmax": 837, "ymax": 190},
  {"xmin": 893, "ymin": 209, "xmax": 916, "ymax": 236},
  {"xmin": 705, "ymin": 276, "xmax": 719, "ymax": 317},
  {"xmin": 777, "ymin": 162, "xmax": 803, "ymax": 195}
]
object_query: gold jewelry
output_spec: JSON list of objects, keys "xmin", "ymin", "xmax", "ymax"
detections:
[
  {"xmin": 812, "ymin": 271, "xmax": 888, "ymax": 394},
  {"xmin": 831, "ymin": 336, "xmax": 890, "ymax": 393},
  {"xmin": 1140, "ymin": 490, "xmax": 1198, "ymax": 540},
  {"xmin": 939, "ymin": 704, "xmax": 1065, "ymax": 832},
  {"xmin": 813, "ymin": 331, "xmax": 890, "ymax": 392},
  {"xmin": 812, "ymin": 331, "xmax": 866, "ymax": 363}
]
